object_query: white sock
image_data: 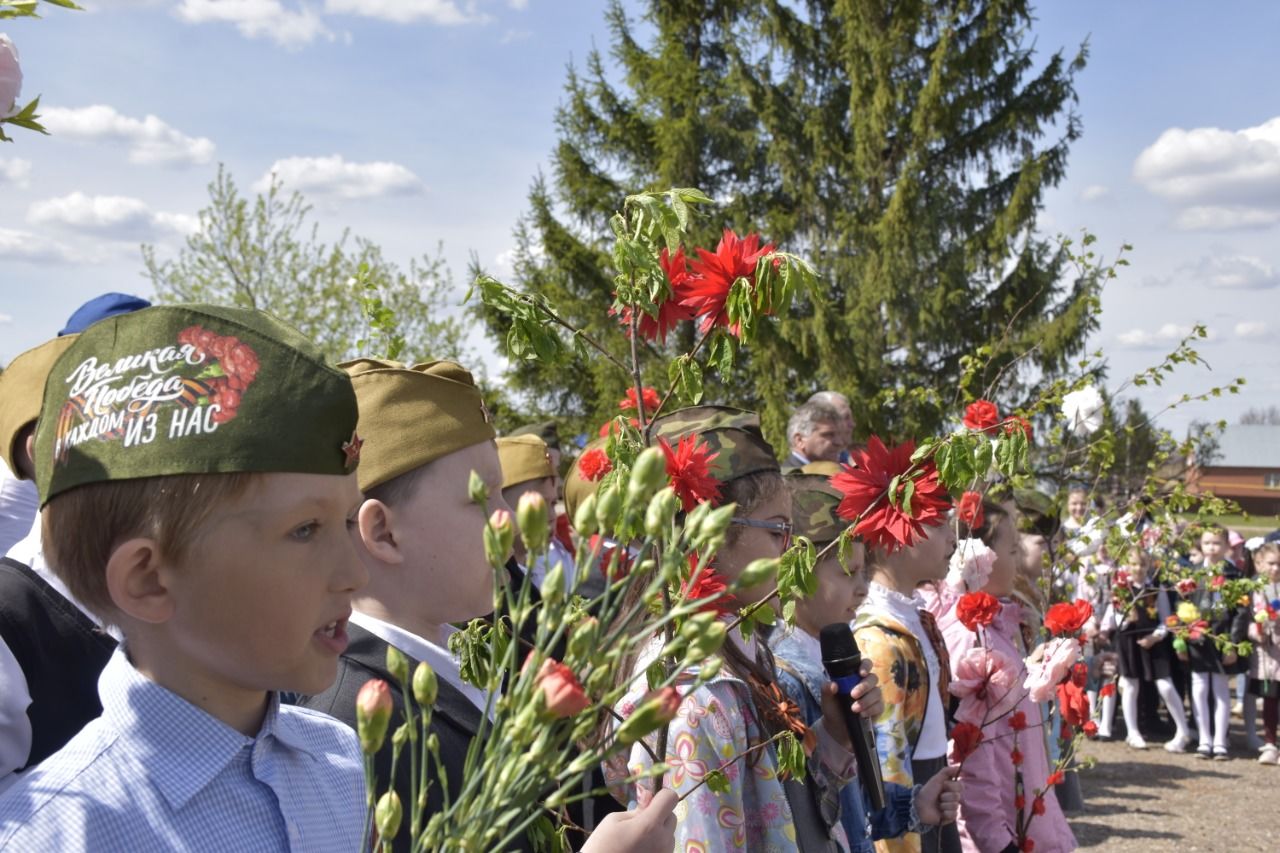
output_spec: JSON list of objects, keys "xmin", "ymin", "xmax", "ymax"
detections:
[
  {"xmin": 1155, "ymin": 677, "xmax": 1189, "ymax": 739},
  {"xmin": 1121, "ymin": 676, "xmax": 1141, "ymax": 739},
  {"xmin": 1192, "ymin": 672, "xmax": 1212, "ymax": 750},
  {"xmin": 1099, "ymin": 688, "xmax": 1117, "ymax": 737}
]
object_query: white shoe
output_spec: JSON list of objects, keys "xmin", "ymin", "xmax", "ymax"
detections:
[
  {"xmin": 1259, "ymin": 745, "xmax": 1279, "ymax": 765},
  {"xmin": 1164, "ymin": 734, "xmax": 1191, "ymax": 753},
  {"xmin": 1126, "ymin": 734, "xmax": 1148, "ymax": 750}
]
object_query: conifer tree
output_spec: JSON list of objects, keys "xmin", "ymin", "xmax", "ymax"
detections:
[{"xmin": 482, "ymin": 0, "xmax": 1093, "ymax": 444}]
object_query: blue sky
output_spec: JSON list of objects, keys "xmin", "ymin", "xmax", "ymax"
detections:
[{"xmin": 1, "ymin": 0, "xmax": 1277, "ymax": 436}]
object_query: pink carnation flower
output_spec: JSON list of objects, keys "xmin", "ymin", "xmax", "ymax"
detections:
[
  {"xmin": 1023, "ymin": 637, "xmax": 1080, "ymax": 703},
  {"xmin": 946, "ymin": 538, "xmax": 997, "ymax": 593},
  {"xmin": 949, "ymin": 646, "xmax": 1021, "ymax": 726}
]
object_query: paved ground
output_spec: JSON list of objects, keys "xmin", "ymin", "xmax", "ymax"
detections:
[{"xmin": 1068, "ymin": 729, "xmax": 1279, "ymax": 852}]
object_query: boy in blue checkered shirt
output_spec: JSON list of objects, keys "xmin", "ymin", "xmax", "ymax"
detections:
[{"xmin": 0, "ymin": 305, "xmax": 370, "ymax": 851}]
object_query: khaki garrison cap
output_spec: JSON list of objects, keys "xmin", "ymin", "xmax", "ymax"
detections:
[
  {"xmin": 342, "ymin": 358, "xmax": 496, "ymax": 493},
  {"xmin": 0, "ymin": 335, "xmax": 78, "ymax": 478},
  {"xmin": 497, "ymin": 434, "xmax": 555, "ymax": 490}
]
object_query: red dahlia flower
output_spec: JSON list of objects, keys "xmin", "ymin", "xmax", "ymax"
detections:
[
  {"xmin": 619, "ymin": 386, "xmax": 662, "ymax": 413},
  {"xmin": 681, "ymin": 558, "xmax": 735, "ymax": 614},
  {"xmin": 829, "ymin": 437, "xmax": 952, "ymax": 553},
  {"xmin": 658, "ymin": 435, "xmax": 722, "ymax": 511},
  {"xmin": 617, "ymin": 247, "xmax": 696, "ymax": 342},
  {"xmin": 1045, "ymin": 770, "xmax": 1065, "ymax": 787},
  {"xmin": 962, "ymin": 399, "xmax": 1000, "ymax": 432},
  {"xmin": 1099, "ymin": 683, "xmax": 1115, "ymax": 698},
  {"xmin": 957, "ymin": 491, "xmax": 985, "ymax": 529},
  {"xmin": 956, "ymin": 591, "xmax": 1002, "ymax": 632},
  {"xmin": 680, "ymin": 229, "xmax": 775, "ymax": 336},
  {"xmin": 1010, "ymin": 710, "xmax": 1028, "ymax": 731}
]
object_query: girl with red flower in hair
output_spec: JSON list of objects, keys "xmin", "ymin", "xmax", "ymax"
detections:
[
  {"xmin": 940, "ymin": 500, "xmax": 1076, "ymax": 853},
  {"xmin": 604, "ymin": 406, "xmax": 884, "ymax": 851},
  {"xmin": 839, "ymin": 438, "xmax": 962, "ymax": 853}
]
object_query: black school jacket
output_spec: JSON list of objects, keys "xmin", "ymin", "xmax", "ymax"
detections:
[{"xmin": 296, "ymin": 623, "xmax": 538, "ymax": 852}]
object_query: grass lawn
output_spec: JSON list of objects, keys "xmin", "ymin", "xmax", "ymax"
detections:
[{"xmin": 1177, "ymin": 512, "xmax": 1280, "ymax": 536}]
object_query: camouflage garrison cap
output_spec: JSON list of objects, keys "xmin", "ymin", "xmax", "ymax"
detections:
[
  {"xmin": 343, "ymin": 358, "xmax": 496, "ymax": 493},
  {"xmin": 497, "ymin": 434, "xmax": 555, "ymax": 489},
  {"xmin": 35, "ymin": 305, "xmax": 359, "ymax": 505},
  {"xmin": 650, "ymin": 405, "xmax": 779, "ymax": 484},
  {"xmin": 564, "ymin": 436, "xmax": 607, "ymax": 524},
  {"xmin": 786, "ymin": 467, "xmax": 845, "ymax": 545},
  {"xmin": 508, "ymin": 419, "xmax": 560, "ymax": 451},
  {"xmin": 0, "ymin": 335, "xmax": 78, "ymax": 478},
  {"xmin": 1013, "ymin": 487, "xmax": 1061, "ymax": 539}
]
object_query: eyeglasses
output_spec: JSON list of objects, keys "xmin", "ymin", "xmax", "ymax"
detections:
[{"xmin": 730, "ymin": 517, "xmax": 793, "ymax": 551}]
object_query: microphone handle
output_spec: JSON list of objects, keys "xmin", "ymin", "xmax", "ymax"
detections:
[{"xmin": 831, "ymin": 673, "xmax": 886, "ymax": 812}]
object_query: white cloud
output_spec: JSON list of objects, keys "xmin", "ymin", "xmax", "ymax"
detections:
[
  {"xmin": 1134, "ymin": 116, "xmax": 1280, "ymax": 230},
  {"xmin": 176, "ymin": 0, "xmax": 332, "ymax": 48},
  {"xmin": 1173, "ymin": 205, "xmax": 1280, "ymax": 231},
  {"xmin": 1117, "ymin": 323, "xmax": 1202, "ymax": 349},
  {"xmin": 41, "ymin": 105, "xmax": 215, "ymax": 166},
  {"xmin": 27, "ymin": 192, "xmax": 199, "ymax": 239},
  {"xmin": 324, "ymin": 0, "xmax": 489, "ymax": 25},
  {"xmin": 507, "ymin": 0, "xmax": 528, "ymax": 9},
  {"xmin": 255, "ymin": 154, "xmax": 424, "ymax": 199},
  {"xmin": 0, "ymin": 313, "xmax": 11, "ymax": 324},
  {"xmin": 1079, "ymin": 184, "xmax": 1109, "ymax": 202},
  {"xmin": 0, "ymin": 227, "xmax": 84, "ymax": 264},
  {"xmin": 1185, "ymin": 254, "xmax": 1277, "ymax": 290},
  {"xmin": 0, "ymin": 157, "xmax": 31, "ymax": 188},
  {"xmin": 499, "ymin": 28, "xmax": 531, "ymax": 44},
  {"xmin": 1236, "ymin": 321, "xmax": 1267, "ymax": 339}
]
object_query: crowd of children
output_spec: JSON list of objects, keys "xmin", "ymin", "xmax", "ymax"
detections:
[{"xmin": 0, "ymin": 293, "xmax": 1274, "ymax": 851}]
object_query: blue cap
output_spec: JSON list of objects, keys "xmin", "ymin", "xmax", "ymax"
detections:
[{"xmin": 59, "ymin": 293, "xmax": 152, "ymax": 336}]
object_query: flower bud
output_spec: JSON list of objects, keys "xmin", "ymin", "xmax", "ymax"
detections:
[
  {"xmin": 412, "ymin": 661, "xmax": 438, "ymax": 707},
  {"xmin": 614, "ymin": 687, "xmax": 682, "ymax": 745},
  {"xmin": 485, "ymin": 509, "xmax": 515, "ymax": 568},
  {"xmin": 574, "ymin": 493, "xmax": 599, "ymax": 537},
  {"xmin": 542, "ymin": 561, "xmax": 565, "ymax": 605},
  {"xmin": 737, "ymin": 558, "xmax": 779, "ymax": 589},
  {"xmin": 596, "ymin": 485, "xmax": 623, "ymax": 532},
  {"xmin": 375, "ymin": 790, "xmax": 403, "ymax": 841},
  {"xmin": 627, "ymin": 447, "xmax": 668, "ymax": 505},
  {"xmin": 644, "ymin": 487, "xmax": 680, "ymax": 539},
  {"xmin": 568, "ymin": 617, "xmax": 600, "ymax": 661},
  {"xmin": 697, "ymin": 504, "xmax": 737, "ymax": 544},
  {"xmin": 468, "ymin": 469, "xmax": 489, "ymax": 505},
  {"xmin": 355, "ymin": 679, "xmax": 393, "ymax": 754},
  {"xmin": 534, "ymin": 658, "xmax": 591, "ymax": 718},
  {"xmin": 516, "ymin": 491, "xmax": 550, "ymax": 553},
  {"xmin": 685, "ymin": 620, "xmax": 728, "ymax": 661},
  {"xmin": 386, "ymin": 645, "xmax": 409, "ymax": 685}
]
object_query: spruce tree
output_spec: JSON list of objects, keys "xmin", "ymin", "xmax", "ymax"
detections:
[{"xmin": 481, "ymin": 0, "xmax": 1094, "ymax": 445}]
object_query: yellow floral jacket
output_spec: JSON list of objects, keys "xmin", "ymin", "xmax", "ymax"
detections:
[{"xmin": 853, "ymin": 612, "xmax": 948, "ymax": 853}]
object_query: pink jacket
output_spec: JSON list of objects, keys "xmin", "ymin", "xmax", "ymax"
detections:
[{"xmin": 942, "ymin": 600, "xmax": 1077, "ymax": 853}]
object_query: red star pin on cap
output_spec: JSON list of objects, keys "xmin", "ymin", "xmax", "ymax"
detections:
[{"xmin": 342, "ymin": 431, "xmax": 363, "ymax": 469}]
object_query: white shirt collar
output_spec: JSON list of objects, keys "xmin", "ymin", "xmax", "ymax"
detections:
[{"xmin": 348, "ymin": 610, "xmax": 490, "ymax": 714}]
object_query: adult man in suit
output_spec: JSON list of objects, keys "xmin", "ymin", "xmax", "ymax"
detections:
[{"xmin": 782, "ymin": 399, "xmax": 847, "ymax": 470}]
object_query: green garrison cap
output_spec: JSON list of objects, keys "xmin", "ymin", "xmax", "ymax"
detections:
[
  {"xmin": 787, "ymin": 462, "xmax": 846, "ymax": 544},
  {"xmin": 35, "ymin": 305, "xmax": 359, "ymax": 505},
  {"xmin": 650, "ymin": 405, "xmax": 779, "ymax": 484},
  {"xmin": 497, "ymin": 434, "xmax": 555, "ymax": 489},
  {"xmin": 508, "ymin": 419, "xmax": 560, "ymax": 451},
  {"xmin": 343, "ymin": 358, "xmax": 496, "ymax": 493},
  {"xmin": 0, "ymin": 335, "xmax": 78, "ymax": 478}
]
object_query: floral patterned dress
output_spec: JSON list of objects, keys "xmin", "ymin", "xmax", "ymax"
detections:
[{"xmin": 605, "ymin": 633, "xmax": 856, "ymax": 851}]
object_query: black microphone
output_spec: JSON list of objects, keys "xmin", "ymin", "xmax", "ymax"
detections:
[{"xmin": 820, "ymin": 623, "xmax": 886, "ymax": 811}]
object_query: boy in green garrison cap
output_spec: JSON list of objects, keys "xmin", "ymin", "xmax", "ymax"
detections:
[
  {"xmin": 496, "ymin": 434, "xmax": 575, "ymax": 594},
  {"xmin": 0, "ymin": 305, "xmax": 370, "ymax": 851},
  {"xmin": 299, "ymin": 358, "xmax": 674, "ymax": 853}
]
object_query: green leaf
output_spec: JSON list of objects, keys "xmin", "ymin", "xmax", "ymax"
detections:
[
  {"xmin": 669, "ymin": 355, "xmax": 704, "ymax": 404},
  {"xmin": 776, "ymin": 731, "xmax": 806, "ymax": 780},
  {"xmin": 704, "ymin": 769, "xmax": 731, "ymax": 794}
]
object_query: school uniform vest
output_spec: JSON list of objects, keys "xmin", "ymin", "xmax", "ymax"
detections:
[{"xmin": 0, "ymin": 557, "xmax": 117, "ymax": 769}]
